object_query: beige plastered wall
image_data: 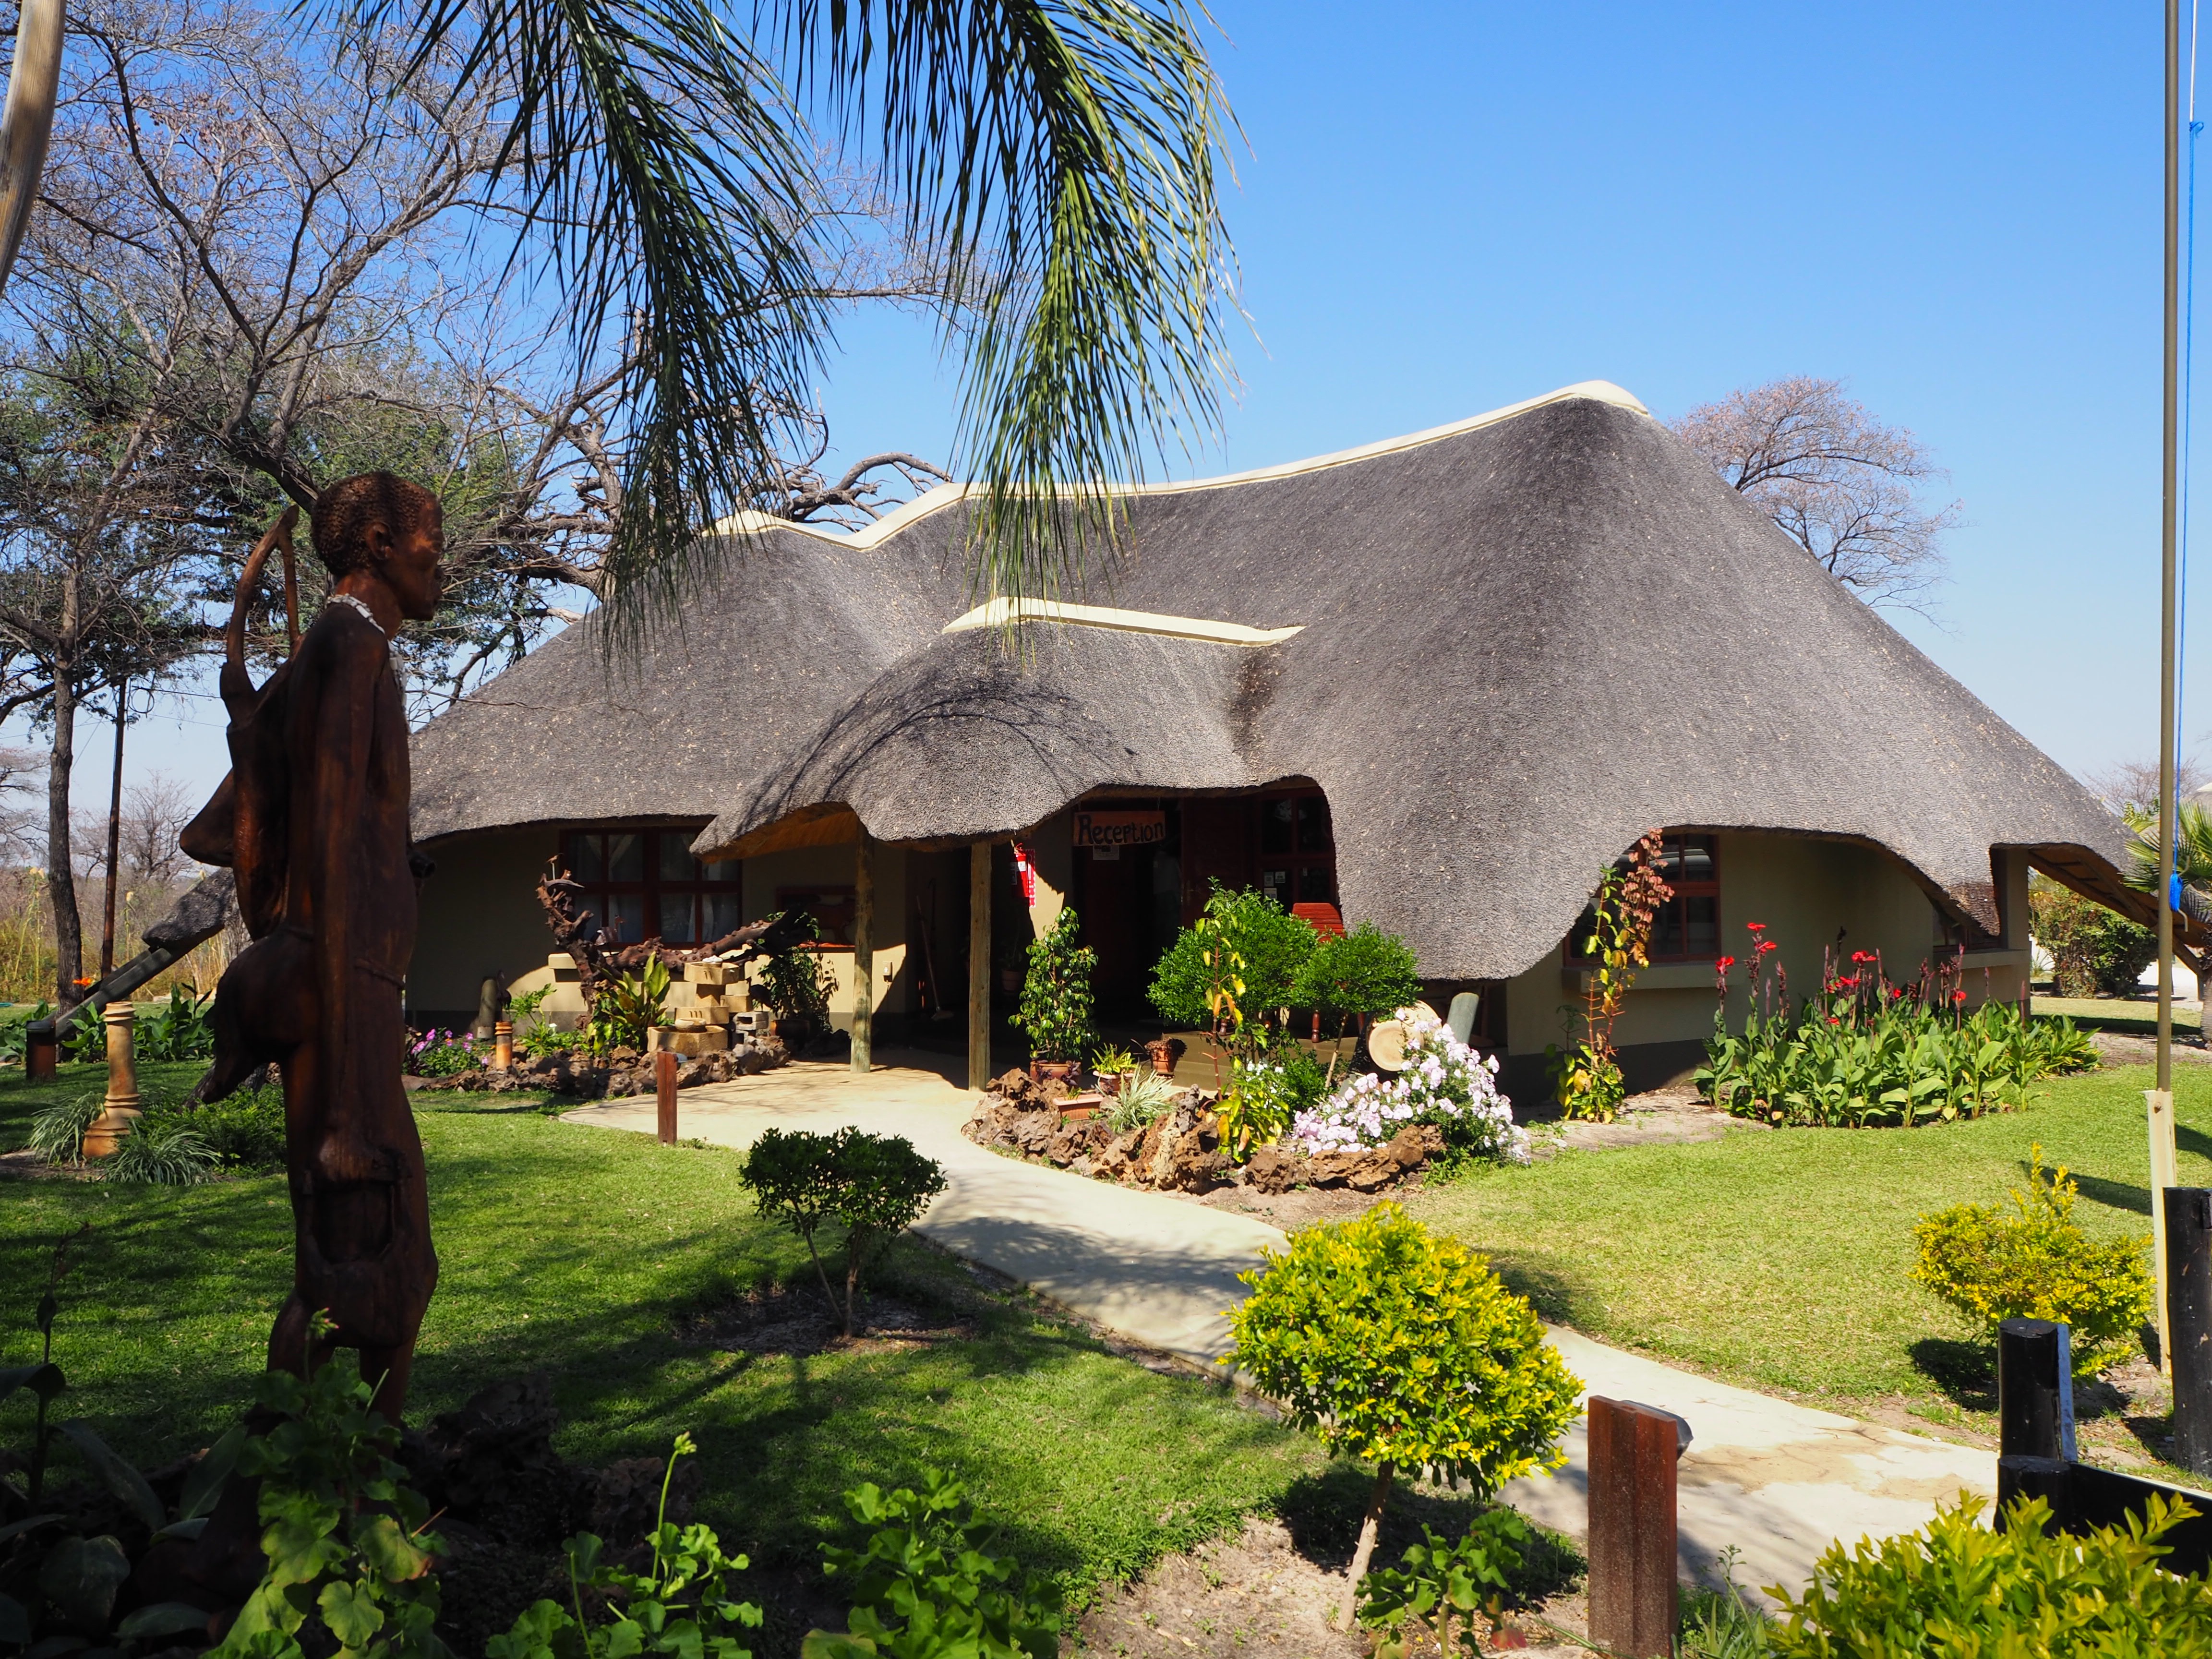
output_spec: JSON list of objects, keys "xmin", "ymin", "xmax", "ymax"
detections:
[
  {"xmin": 1503, "ymin": 833, "xmax": 2032, "ymax": 1058},
  {"xmin": 410, "ymin": 831, "xmax": 918, "ymax": 1032}
]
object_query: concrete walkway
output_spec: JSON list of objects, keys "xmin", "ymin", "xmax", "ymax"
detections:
[{"xmin": 562, "ymin": 1053, "xmax": 1994, "ymax": 1597}]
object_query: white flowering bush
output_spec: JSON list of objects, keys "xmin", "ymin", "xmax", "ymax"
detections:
[{"xmin": 1293, "ymin": 1014, "xmax": 1530, "ymax": 1166}]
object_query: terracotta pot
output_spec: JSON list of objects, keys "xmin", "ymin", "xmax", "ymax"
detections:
[
  {"xmin": 1099, "ymin": 1072, "xmax": 1124, "ymax": 1100},
  {"xmin": 1146, "ymin": 1037, "xmax": 1185, "ymax": 1076},
  {"xmin": 1031, "ymin": 1058, "xmax": 1078, "ymax": 1087}
]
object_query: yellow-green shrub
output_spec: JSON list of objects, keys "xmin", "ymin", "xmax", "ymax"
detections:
[
  {"xmin": 1773, "ymin": 1492, "xmax": 2212, "ymax": 1656},
  {"xmin": 1909, "ymin": 1144, "xmax": 2151, "ymax": 1376}
]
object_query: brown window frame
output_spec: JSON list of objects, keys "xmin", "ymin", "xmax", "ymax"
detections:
[
  {"xmin": 558, "ymin": 824, "xmax": 741, "ymax": 948},
  {"xmin": 1566, "ymin": 832, "xmax": 1722, "ymax": 964}
]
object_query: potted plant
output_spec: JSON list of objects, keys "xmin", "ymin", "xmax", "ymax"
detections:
[
  {"xmin": 1011, "ymin": 908, "xmax": 1097, "ymax": 1086},
  {"xmin": 1145, "ymin": 1035, "xmax": 1186, "ymax": 1077},
  {"xmin": 1092, "ymin": 1044, "xmax": 1138, "ymax": 1098}
]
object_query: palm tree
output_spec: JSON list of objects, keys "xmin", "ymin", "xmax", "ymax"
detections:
[
  {"xmin": 0, "ymin": 0, "xmax": 1235, "ymax": 612},
  {"xmin": 2121, "ymin": 798, "xmax": 2212, "ymax": 924}
]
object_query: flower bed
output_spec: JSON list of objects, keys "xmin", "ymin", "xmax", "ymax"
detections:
[
  {"xmin": 1695, "ymin": 929, "xmax": 2097, "ymax": 1128},
  {"xmin": 1293, "ymin": 1012, "xmax": 1530, "ymax": 1167}
]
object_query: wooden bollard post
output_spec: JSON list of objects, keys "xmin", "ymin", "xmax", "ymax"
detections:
[
  {"xmin": 1587, "ymin": 1396, "xmax": 1690, "ymax": 1659},
  {"xmin": 492, "ymin": 1019, "xmax": 513, "ymax": 1071},
  {"xmin": 655, "ymin": 1049, "xmax": 678, "ymax": 1145},
  {"xmin": 2168, "ymin": 1188, "xmax": 2212, "ymax": 1475},
  {"xmin": 1996, "ymin": 1318, "xmax": 2076, "ymax": 1463},
  {"xmin": 24, "ymin": 1017, "xmax": 54, "ymax": 1080}
]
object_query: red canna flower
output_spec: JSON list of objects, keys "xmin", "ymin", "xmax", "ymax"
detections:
[
  {"xmin": 1951, "ymin": 989, "xmax": 1967, "ymax": 1004},
  {"xmin": 1716, "ymin": 955, "xmax": 1737, "ymax": 971},
  {"xmin": 1756, "ymin": 939, "xmax": 1778, "ymax": 955},
  {"xmin": 1746, "ymin": 922, "xmax": 1767, "ymax": 932}
]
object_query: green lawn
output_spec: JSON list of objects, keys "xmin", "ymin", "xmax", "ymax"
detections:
[
  {"xmin": 1411, "ymin": 1060, "xmax": 2205, "ymax": 1425},
  {"xmin": 2032, "ymin": 996, "xmax": 2201, "ymax": 1033},
  {"xmin": 0, "ymin": 1064, "xmax": 1344, "ymax": 1626}
]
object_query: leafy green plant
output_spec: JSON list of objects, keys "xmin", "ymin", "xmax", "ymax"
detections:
[
  {"xmin": 1090, "ymin": 1042, "xmax": 1137, "ymax": 1083},
  {"xmin": 1909, "ymin": 1143, "xmax": 2151, "ymax": 1375},
  {"xmin": 1548, "ymin": 830, "xmax": 1671, "ymax": 1123},
  {"xmin": 0, "ymin": 1000, "xmax": 51, "ymax": 1065},
  {"xmin": 104, "ymin": 1115, "xmax": 218, "ymax": 1186},
  {"xmin": 1678, "ymin": 1550, "xmax": 1774, "ymax": 1659},
  {"xmin": 755, "ymin": 915, "xmax": 833, "ymax": 1043},
  {"xmin": 802, "ymin": 1468, "xmax": 1062, "ymax": 1659},
  {"xmin": 26, "ymin": 1091, "xmax": 99, "ymax": 1164},
  {"xmin": 58, "ymin": 1001, "xmax": 102, "ymax": 1063},
  {"xmin": 1010, "ymin": 906, "xmax": 1097, "ymax": 1064},
  {"xmin": 135, "ymin": 984, "xmax": 214, "ymax": 1061},
  {"xmin": 738, "ymin": 1128, "xmax": 948, "ymax": 1335},
  {"xmin": 212, "ymin": 1346, "xmax": 448, "ymax": 1659},
  {"xmin": 1229, "ymin": 1203, "xmax": 1581, "ymax": 1626},
  {"xmin": 406, "ymin": 1028, "xmax": 481, "ymax": 1077},
  {"xmin": 2030, "ymin": 878, "xmax": 2157, "ymax": 998},
  {"xmin": 1358, "ymin": 1509, "xmax": 1529, "ymax": 1659},
  {"xmin": 1772, "ymin": 1492, "xmax": 2212, "ymax": 1655},
  {"xmin": 1149, "ymin": 884, "xmax": 1320, "ymax": 1060},
  {"xmin": 1217, "ymin": 1049, "xmax": 1325, "ymax": 1160},
  {"xmin": 595, "ymin": 957, "xmax": 674, "ymax": 1052},
  {"xmin": 1288, "ymin": 922, "xmax": 1421, "ymax": 1047},
  {"xmin": 1696, "ymin": 926, "xmax": 2096, "ymax": 1128},
  {"xmin": 1106, "ymin": 1071, "xmax": 1175, "ymax": 1133},
  {"xmin": 184, "ymin": 1084, "xmax": 289, "ymax": 1169},
  {"xmin": 490, "ymin": 1433, "xmax": 762, "ymax": 1659},
  {"xmin": 505, "ymin": 984, "xmax": 563, "ymax": 1058}
]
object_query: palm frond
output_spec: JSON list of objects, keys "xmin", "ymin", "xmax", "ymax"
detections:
[
  {"xmin": 780, "ymin": 0, "xmax": 1239, "ymax": 606},
  {"xmin": 321, "ymin": 0, "xmax": 1236, "ymax": 637},
  {"xmin": 2120, "ymin": 798, "xmax": 2212, "ymax": 896}
]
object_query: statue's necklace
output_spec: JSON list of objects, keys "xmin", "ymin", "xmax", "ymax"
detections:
[{"xmin": 327, "ymin": 592, "xmax": 385, "ymax": 635}]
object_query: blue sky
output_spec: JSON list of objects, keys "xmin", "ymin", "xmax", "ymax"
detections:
[{"xmin": 66, "ymin": 0, "xmax": 2185, "ymax": 811}]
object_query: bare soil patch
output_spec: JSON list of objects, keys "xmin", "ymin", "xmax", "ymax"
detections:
[
  {"xmin": 676, "ymin": 1281, "xmax": 976, "ymax": 1356},
  {"xmin": 1075, "ymin": 1515, "xmax": 1588, "ymax": 1658}
]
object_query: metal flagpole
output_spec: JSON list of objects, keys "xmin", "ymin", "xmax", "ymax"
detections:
[{"xmin": 2158, "ymin": 0, "xmax": 2186, "ymax": 1378}]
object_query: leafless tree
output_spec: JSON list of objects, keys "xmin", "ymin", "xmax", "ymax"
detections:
[
  {"xmin": 2086, "ymin": 754, "xmax": 2212, "ymax": 817},
  {"xmin": 1670, "ymin": 376, "xmax": 1960, "ymax": 613}
]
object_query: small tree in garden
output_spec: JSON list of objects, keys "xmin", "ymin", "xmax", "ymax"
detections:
[
  {"xmin": 1910, "ymin": 1144, "xmax": 2151, "ymax": 1376},
  {"xmin": 1548, "ymin": 830, "xmax": 1672, "ymax": 1122},
  {"xmin": 738, "ymin": 1128, "xmax": 948, "ymax": 1336},
  {"xmin": 2029, "ymin": 878, "xmax": 2156, "ymax": 998},
  {"xmin": 1011, "ymin": 906, "xmax": 1098, "ymax": 1063},
  {"xmin": 1229, "ymin": 1204, "xmax": 1581, "ymax": 1630},
  {"xmin": 1150, "ymin": 883, "xmax": 1320, "ymax": 1060}
]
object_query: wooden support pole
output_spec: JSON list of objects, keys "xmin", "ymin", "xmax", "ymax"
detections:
[
  {"xmin": 968, "ymin": 842, "xmax": 992, "ymax": 1092},
  {"xmin": 2168, "ymin": 1187, "xmax": 2212, "ymax": 1475},
  {"xmin": 1996, "ymin": 1318, "xmax": 2075, "ymax": 1463},
  {"xmin": 2152, "ymin": 1090, "xmax": 2180, "ymax": 1373},
  {"xmin": 25, "ymin": 1018, "xmax": 53, "ymax": 1080},
  {"xmin": 493, "ymin": 1020, "xmax": 513, "ymax": 1072},
  {"xmin": 1586, "ymin": 1397, "xmax": 1687, "ymax": 1659},
  {"xmin": 852, "ymin": 832, "xmax": 874, "ymax": 1074},
  {"xmin": 655, "ymin": 1049, "xmax": 678, "ymax": 1145}
]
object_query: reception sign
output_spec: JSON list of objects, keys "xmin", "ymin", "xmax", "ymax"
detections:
[{"xmin": 1073, "ymin": 810, "xmax": 1168, "ymax": 851}]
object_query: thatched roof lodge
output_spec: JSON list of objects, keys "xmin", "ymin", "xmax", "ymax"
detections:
[{"xmin": 407, "ymin": 380, "xmax": 2149, "ymax": 1093}]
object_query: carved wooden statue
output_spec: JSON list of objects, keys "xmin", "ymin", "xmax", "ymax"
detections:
[{"xmin": 181, "ymin": 472, "xmax": 445, "ymax": 1424}]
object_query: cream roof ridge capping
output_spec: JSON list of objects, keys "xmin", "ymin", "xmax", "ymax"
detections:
[
  {"xmin": 706, "ymin": 380, "xmax": 1651, "ymax": 546},
  {"xmin": 943, "ymin": 596, "xmax": 1303, "ymax": 647}
]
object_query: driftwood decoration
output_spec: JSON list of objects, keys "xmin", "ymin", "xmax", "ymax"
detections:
[{"xmin": 534, "ymin": 859, "xmax": 816, "ymax": 1012}]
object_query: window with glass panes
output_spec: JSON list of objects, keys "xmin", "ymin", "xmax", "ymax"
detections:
[
  {"xmin": 560, "ymin": 827, "xmax": 742, "ymax": 947},
  {"xmin": 1567, "ymin": 832, "xmax": 1721, "ymax": 963},
  {"xmin": 1257, "ymin": 791, "xmax": 1337, "ymax": 911}
]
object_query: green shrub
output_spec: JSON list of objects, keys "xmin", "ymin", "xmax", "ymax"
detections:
[
  {"xmin": 1229, "ymin": 1203, "xmax": 1581, "ymax": 1623},
  {"xmin": 59, "ymin": 1001, "xmax": 101, "ymax": 1062},
  {"xmin": 738, "ymin": 1127, "xmax": 948, "ymax": 1335},
  {"xmin": 1010, "ymin": 906, "xmax": 1096, "ymax": 1063},
  {"xmin": 1149, "ymin": 884, "xmax": 1319, "ymax": 1047},
  {"xmin": 105, "ymin": 1115, "xmax": 219, "ymax": 1186},
  {"xmin": 802, "ymin": 1468, "xmax": 1061, "ymax": 1659},
  {"xmin": 1106, "ymin": 1071, "xmax": 1175, "ymax": 1133},
  {"xmin": 136, "ymin": 984, "xmax": 214, "ymax": 1060},
  {"xmin": 1288, "ymin": 922, "xmax": 1421, "ymax": 1033},
  {"xmin": 2031, "ymin": 880, "xmax": 2158, "ymax": 998},
  {"xmin": 1909, "ymin": 1144, "xmax": 2151, "ymax": 1376},
  {"xmin": 1773, "ymin": 1492, "xmax": 2212, "ymax": 1656},
  {"xmin": 754, "ymin": 914, "xmax": 834, "ymax": 1043},
  {"xmin": 406, "ymin": 1027, "xmax": 482, "ymax": 1077},
  {"xmin": 1679, "ymin": 1553, "xmax": 1774, "ymax": 1659},
  {"xmin": 594, "ymin": 957, "xmax": 673, "ymax": 1052},
  {"xmin": 1217, "ymin": 1047, "xmax": 1327, "ymax": 1160},
  {"xmin": 491, "ymin": 1434, "xmax": 762, "ymax": 1659},
  {"xmin": 506, "ymin": 984, "xmax": 564, "ymax": 1058},
  {"xmin": 1358, "ymin": 1509, "xmax": 1529, "ymax": 1659},
  {"xmin": 186, "ymin": 1085, "xmax": 289, "ymax": 1170}
]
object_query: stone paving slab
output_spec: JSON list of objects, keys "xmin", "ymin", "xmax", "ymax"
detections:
[{"xmin": 561, "ymin": 1052, "xmax": 1994, "ymax": 1596}]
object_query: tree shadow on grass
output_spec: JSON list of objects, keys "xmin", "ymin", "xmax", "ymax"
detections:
[
  {"xmin": 1484, "ymin": 1255, "xmax": 1605, "ymax": 1330},
  {"xmin": 2069, "ymin": 1172, "xmax": 2152, "ymax": 1217},
  {"xmin": 1911, "ymin": 1337, "xmax": 1996, "ymax": 1412}
]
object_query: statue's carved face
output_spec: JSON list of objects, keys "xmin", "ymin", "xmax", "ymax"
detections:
[{"xmin": 370, "ymin": 498, "xmax": 445, "ymax": 622}]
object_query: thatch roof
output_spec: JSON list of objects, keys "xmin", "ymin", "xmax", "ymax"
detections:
[{"xmin": 412, "ymin": 381, "xmax": 2151, "ymax": 981}]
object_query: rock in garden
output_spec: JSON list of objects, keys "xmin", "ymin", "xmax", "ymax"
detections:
[{"xmin": 1245, "ymin": 1144, "xmax": 1301, "ymax": 1194}]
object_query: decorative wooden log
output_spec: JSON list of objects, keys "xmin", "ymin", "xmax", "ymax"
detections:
[{"xmin": 1587, "ymin": 1396, "xmax": 1689, "ymax": 1659}]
